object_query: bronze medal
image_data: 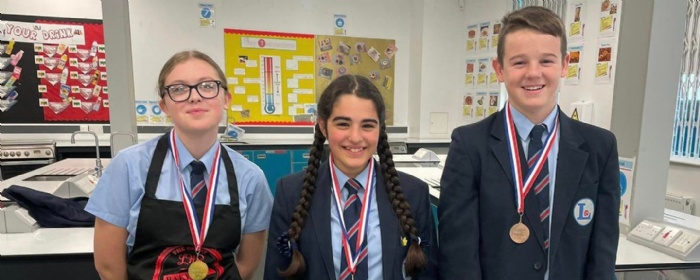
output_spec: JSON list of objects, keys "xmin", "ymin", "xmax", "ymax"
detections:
[
  {"xmin": 188, "ymin": 260, "xmax": 208, "ymax": 280},
  {"xmin": 509, "ymin": 222, "xmax": 530, "ymax": 244}
]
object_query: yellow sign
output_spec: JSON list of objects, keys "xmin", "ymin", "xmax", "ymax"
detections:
[
  {"xmin": 572, "ymin": 108, "xmax": 579, "ymax": 120},
  {"xmin": 569, "ymin": 22, "xmax": 581, "ymax": 37},
  {"xmin": 567, "ymin": 65, "xmax": 578, "ymax": 79}
]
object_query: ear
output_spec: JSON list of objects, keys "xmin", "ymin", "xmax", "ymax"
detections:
[
  {"xmin": 318, "ymin": 120, "xmax": 328, "ymax": 138},
  {"xmin": 492, "ymin": 58, "xmax": 505, "ymax": 83},
  {"xmin": 560, "ymin": 53, "xmax": 570, "ymax": 78},
  {"xmin": 158, "ymin": 99, "xmax": 170, "ymax": 116},
  {"xmin": 223, "ymin": 91, "xmax": 232, "ymax": 110}
]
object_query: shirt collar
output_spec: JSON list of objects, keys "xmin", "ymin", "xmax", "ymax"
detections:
[
  {"xmin": 509, "ymin": 103, "xmax": 558, "ymax": 141},
  {"xmin": 173, "ymin": 132, "xmax": 220, "ymax": 174},
  {"xmin": 332, "ymin": 159, "xmax": 373, "ymax": 189}
]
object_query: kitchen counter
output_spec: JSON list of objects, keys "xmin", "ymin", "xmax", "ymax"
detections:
[{"xmin": 0, "ymin": 158, "xmax": 110, "ymax": 200}]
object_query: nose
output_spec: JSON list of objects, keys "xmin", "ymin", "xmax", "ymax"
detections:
[
  {"xmin": 189, "ymin": 87, "xmax": 202, "ymax": 103},
  {"xmin": 525, "ymin": 63, "xmax": 542, "ymax": 78},
  {"xmin": 347, "ymin": 125, "xmax": 362, "ymax": 142}
]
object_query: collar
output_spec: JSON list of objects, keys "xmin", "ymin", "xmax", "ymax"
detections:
[
  {"xmin": 510, "ymin": 104, "xmax": 558, "ymax": 141},
  {"xmin": 173, "ymin": 132, "xmax": 221, "ymax": 174},
  {"xmin": 331, "ymin": 159, "xmax": 373, "ymax": 189}
]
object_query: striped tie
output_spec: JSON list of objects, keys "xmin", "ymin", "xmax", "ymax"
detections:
[
  {"xmin": 528, "ymin": 124, "xmax": 550, "ymax": 253},
  {"xmin": 189, "ymin": 160, "xmax": 207, "ymax": 207},
  {"xmin": 339, "ymin": 178, "xmax": 368, "ymax": 280}
]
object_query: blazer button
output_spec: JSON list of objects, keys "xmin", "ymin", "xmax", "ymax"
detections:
[{"xmin": 534, "ymin": 262, "xmax": 543, "ymax": 270}]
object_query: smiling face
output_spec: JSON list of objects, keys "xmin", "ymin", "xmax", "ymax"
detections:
[
  {"xmin": 320, "ymin": 94, "xmax": 380, "ymax": 178},
  {"xmin": 493, "ymin": 29, "xmax": 568, "ymax": 122},
  {"xmin": 159, "ymin": 58, "xmax": 231, "ymax": 136}
]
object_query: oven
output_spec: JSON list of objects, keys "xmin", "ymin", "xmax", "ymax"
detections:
[{"xmin": 0, "ymin": 140, "xmax": 57, "ymax": 180}]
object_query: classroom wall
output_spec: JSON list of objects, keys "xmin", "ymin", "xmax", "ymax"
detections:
[{"xmin": 5, "ymin": 0, "xmax": 700, "ymax": 214}]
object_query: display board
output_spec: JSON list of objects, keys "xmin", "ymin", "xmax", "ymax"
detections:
[
  {"xmin": 314, "ymin": 35, "xmax": 396, "ymax": 125},
  {"xmin": 0, "ymin": 14, "xmax": 109, "ymax": 123},
  {"xmin": 223, "ymin": 29, "xmax": 316, "ymax": 125}
]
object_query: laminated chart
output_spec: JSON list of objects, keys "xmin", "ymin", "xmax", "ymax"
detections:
[{"xmin": 224, "ymin": 29, "xmax": 316, "ymax": 125}]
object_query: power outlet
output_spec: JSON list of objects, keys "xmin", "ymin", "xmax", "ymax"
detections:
[
  {"xmin": 670, "ymin": 232, "xmax": 700, "ymax": 253},
  {"xmin": 631, "ymin": 221, "xmax": 665, "ymax": 241},
  {"xmin": 88, "ymin": 125, "xmax": 103, "ymax": 134}
]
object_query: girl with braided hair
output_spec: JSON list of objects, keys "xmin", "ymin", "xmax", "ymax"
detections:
[{"xmin": 264, "ymin": 74, "xmax": 438, "ymax": 280}]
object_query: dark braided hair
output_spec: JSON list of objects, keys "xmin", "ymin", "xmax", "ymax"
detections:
[{"xmin": 279, "ymin": 74, "xmax": 426, "ymax": 278}]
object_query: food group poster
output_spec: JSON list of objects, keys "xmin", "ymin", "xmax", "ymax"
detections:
[
  {"xmin": 0, "ymin": 14, "xmax": 109, "ymax": 123},
  {"xmin": 223, "ymin": 29, "xmax": 316, "ymax": 125},
  {"xmin": 315, "ymin": 35, "xmax": 396, "ymax": 125}
]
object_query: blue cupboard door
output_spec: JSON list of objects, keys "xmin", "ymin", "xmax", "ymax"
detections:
[{"xmin": 253, "ymin": 150, "xmax": 292, "ymax": 195}]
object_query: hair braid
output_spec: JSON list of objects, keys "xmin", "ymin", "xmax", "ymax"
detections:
[
  {"xmin": 278, "ymin": 125, "xmax": 326, "ymax": 279},
  {"xmin": 376, "ymin": 125, "xmax": 427, "ymax": 277}
]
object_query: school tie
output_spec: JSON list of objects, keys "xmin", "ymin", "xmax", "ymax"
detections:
[
  {"xmin": 528, "ymin": 124, "xmax": 550, "ymax": 253},
  {"xmin": 339, "ymin": 178, "xmax": 368, "ymax": 280},
  {"xmin": 189, "ymin": 160, "xmax": 207, "ymax": 207}
]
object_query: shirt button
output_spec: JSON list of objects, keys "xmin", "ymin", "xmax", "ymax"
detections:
[{"xmin": 534, "ymin": 262, "xmax": 543, "ymax": 270}]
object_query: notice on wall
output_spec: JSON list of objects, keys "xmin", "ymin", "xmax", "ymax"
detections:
[
  {"xmin": 566, "ymin": 44, "xmax": 584, "ymax": 85},
  {"xmin": 619, "ymin": 157, "xmax": 635, "ymax": 226}
]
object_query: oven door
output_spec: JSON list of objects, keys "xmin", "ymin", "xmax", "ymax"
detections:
[{"xmin": 0, "ymin": 159, "xmax": 55, "ymax": 180}]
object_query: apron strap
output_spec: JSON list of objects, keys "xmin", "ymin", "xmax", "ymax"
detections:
[{"xmin": 144, "ymin": 132, "xmax": 170, "ymax": 198}]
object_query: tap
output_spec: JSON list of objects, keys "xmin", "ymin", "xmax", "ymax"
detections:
[
  {"xmin": 110, "ymin": 131, "xmax": 137, "ymax": 157},
  {"xmin": 71, "ymin": 131, "xmax": 103, "ymax": 177}
]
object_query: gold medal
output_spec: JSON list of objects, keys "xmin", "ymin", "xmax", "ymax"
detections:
[
  {"xmin": 188, "ymin": 260, "xmax": 208, "ymax": 280},
  {"xmin": 509, "ymin": 214, "xmax": 529, "ymax": 244}
]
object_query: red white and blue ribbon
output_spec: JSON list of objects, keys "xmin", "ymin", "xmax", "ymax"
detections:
[
  {"xmin": 169, "ymin": 129, "xmax": 221, "ymax": 253},
  {"xmin": 504, "ymin": 102, "xmax": 559, "ymax": 214},
  {"xmin": 329, "ymin": 154, "xmax": 375, "ymax": 277}
]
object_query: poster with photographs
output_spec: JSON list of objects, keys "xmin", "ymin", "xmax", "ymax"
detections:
[
  {"xmin": 566, "ymin": 44, "xmax": 584, "ymax": 85},
  {"xmin": 476, "ymin": 57, "xmax": 490, "ymax": 88},
  {"xmin": 475, "ymin": 91, "xmax": 488, "ymax": 120},
  {"xmin": 463, "ymin": 91, "xmax": 474, "ymax": 118},
  {"xmin": 567, "ymin": 2, "xmax": 587, "ymax": 42},
  {"xmin": 595, "ymin": 40, "xmax": 615, "ymax": 83},
  {"xmin": 478, "ymin": 22, "xmax": 490, "ymax": 52},
  {"xmin": 598, "ymin": 0, "xmax": 621, "ymax": 38},
  {"xmin": 467, "ymin": 24, "xmax": 478, "ymax": 53},
  {"xmin": 488, "ymin": 91, "xmax": 500, "ymax": 116},
  {"xmin": 490, "ymin": 21, "xmax": 501, "ymax": 50},
  {"xmin": 314, "ymin": 35, "xmax": 396, "ymax": 125},
  {"xmin": 465, "ymin": 58, "xmax": 476, "ymax": 88}
]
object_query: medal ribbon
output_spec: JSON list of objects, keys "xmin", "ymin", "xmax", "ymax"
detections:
[
  {"xmin": 169, "ymin": 129, "xmax": 221, "ymax": 253},
  {"xmin": 504, "ymin": 102, "xmax": 559, "ymax": 214},
  {"xmin": 329, "ymin": 154, "xmax": 375, "ymax": 277}
]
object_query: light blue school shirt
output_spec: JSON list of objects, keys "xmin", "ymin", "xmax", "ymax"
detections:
[
  {"xmin": 85, "ymin": 134, "xmax": 273, "ymax": 254},
  {"xmin": 511, "ymin": 104, "xmax": 559, "ymax": 280},
  {"xmin": 330, "ymin": 162, "xmax": 383, "ymax": 280}
]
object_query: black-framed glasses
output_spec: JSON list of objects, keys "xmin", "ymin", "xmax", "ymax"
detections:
[{"xmin": 162, "ymin": 80, "xmax": 227, "ymax": 102}]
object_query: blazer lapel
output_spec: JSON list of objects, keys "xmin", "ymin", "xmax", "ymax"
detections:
[
  {"xmin": 310, "ymin": 161, "xmax": 335, "ymax": 279},
  {"xmin": 491, "ymin": 110, "xmax": 516, "ymax": 187},
  {"xmin": 549, "ymin": 111, "xmax": 588, "ymax": 259},
  {"xmin": 375, "ymin": 163, "xmax": 400, "ymax": 280}
]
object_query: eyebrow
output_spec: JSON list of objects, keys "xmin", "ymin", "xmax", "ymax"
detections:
[
  {"xmin": 508, "ymin": 53, "xmax": 558, "ymax": 62},
  {"xmin": 167, "ymin": 77, "xmax": 218, "ymax": 84},
  {"xmin": 331, "ymin": 116, "xmax": 379, "ymax": 124}
]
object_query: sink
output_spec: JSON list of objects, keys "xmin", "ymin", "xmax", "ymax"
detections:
[{"xmin": 23, "ymin": 175, "xmax": 74, "ymax": 182}]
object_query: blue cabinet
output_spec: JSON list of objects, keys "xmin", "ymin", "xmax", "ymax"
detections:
[{"xmin": 252, "ymin": 150, "xmax": 291, "ymax": 195}]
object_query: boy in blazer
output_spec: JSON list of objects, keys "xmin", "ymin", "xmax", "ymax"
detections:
[
  {"xmin": 438, "ymin": 6, "xmax": 619, "ymax": 280},
  {"xmin": 265, "ymin": 75, "xmax": 438, "ymax": 280}
]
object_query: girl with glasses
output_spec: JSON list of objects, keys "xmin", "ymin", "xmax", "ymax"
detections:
[{"xmin": 86, "ymin": 50, "xmax": 272, "ymax": 280}]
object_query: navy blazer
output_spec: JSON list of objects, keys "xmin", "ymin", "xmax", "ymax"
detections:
[
  {"xmin": 264, "ymin": 160, "xmax": 439, "ymax": 280},
  {"xmin": 438, "ymin": 108, "xmax": 619, "ymax": 280}
]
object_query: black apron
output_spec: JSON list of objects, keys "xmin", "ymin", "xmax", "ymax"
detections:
[{"xmin": 127, "ymin": 133, "xmax": 242, "ymax": 280}]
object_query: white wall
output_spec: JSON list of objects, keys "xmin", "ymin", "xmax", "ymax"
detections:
[{"xmin": 5, "ymin": 0, "xmax": 700, "ymax": 214}]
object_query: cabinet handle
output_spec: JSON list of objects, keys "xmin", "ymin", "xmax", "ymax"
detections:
[
  {"xmin": 302, "ymin": 153, "xmax": 310, "ymax": 158},
  {"xmin": 257, "ymin": 154, "xmax": 267, "ymax": 159}
]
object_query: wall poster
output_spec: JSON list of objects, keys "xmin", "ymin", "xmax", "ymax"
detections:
[
  {"xmin": 0, "ymin": 14, "xmax": 109, "ymax": 123},
  {"xmin": 223, "ymin": 29, "xmax": 316, "ymax": 125}
]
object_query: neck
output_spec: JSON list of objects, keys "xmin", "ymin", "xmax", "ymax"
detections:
[
  {"xmin": 511, "ymin": 104, "xmax": 556, "ymax": 125},
  {"xmin": 175, "ymin": 128, "xmax": 218, "ymax": 160}
]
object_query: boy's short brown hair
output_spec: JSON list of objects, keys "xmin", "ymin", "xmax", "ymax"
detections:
[{"xmin": 496, "ymin": 6, "xmax": 567, "ymax": 65}]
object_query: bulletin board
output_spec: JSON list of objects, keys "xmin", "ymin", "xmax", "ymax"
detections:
[
  {"xmin": 223, "ymin": 29, "xmax": 316, "ymax": 125},
  {"xmin": 0, "ymin": 14, "xmax": 109, "ymax": 123},
  {"xmin": 315, "ymin": 35, "xmax": 396, "ymax": 125}
]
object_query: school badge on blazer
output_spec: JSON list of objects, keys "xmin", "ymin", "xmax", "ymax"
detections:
[{"xmin": 573, "ymin": 198, "xmax": 595, "ymax": 226}]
